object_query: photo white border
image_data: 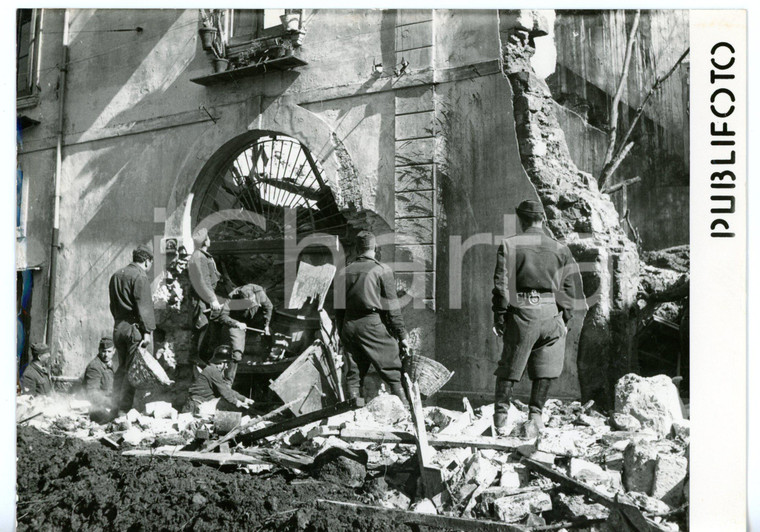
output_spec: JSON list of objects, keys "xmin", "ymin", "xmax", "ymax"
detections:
[{"xmin": 3, "ymin": 3, "xmax": 756, "ymax": 531}]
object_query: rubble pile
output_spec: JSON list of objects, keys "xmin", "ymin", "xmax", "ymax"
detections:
[{"xmin": 17, "ymin": 374, "xmax": 688, "ymax": 531}]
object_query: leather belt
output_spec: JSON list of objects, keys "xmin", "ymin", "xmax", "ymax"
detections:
[{"xmin": 516, "ymin": 290, "xmax": 555, "ymax": 305}]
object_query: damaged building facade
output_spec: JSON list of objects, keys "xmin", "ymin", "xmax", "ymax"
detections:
[{"xmin": 16, "ymin": 9, "xmax": 689, "ymax": 405}]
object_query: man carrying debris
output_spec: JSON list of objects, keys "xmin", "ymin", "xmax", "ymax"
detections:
[
  {"xmin": 109, "ymin": 244, "xmax": 156, "ymax": 413},
  {"xmin": 20, "ymin": 342, "xmax": 54, "ymax": 396},
  {"xmin": 83, "ymin": 337, "xmax": 115, "ymax": 401},
  {"xmin": 188, "ymin": 227, "xmax": 247, "ymax": 384},
  {"xmin": 492, "ymin": 200, "xmax": 586, "ymax": 437},
  {"xmin": 184, "ymin": 345, "xmax": 254, "ymax": 415},
  {"xmin": 336, "ymin": 230, "xmax": 410, "ymax": 407}
]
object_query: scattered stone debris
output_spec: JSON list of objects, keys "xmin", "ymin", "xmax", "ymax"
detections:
[{"xmin": 17, "ymin": 372, "xmax": 689, "ymax": 531}]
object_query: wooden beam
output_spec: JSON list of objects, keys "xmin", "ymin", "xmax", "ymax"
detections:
[
  {"xmin": 315, "ymin": 499, "xmax": 528, "ymax": 532},
  {"xmin": 123, "ymin": 448, "xmax": 268, "ymax": 467},
  {"xmin": 521, "ymin": 458, "xmax": 668, "ymax": 532},
  {"xmin": 201, "ymin": 396, "xmax": 305, "ymax": 453},
  {"xmin": 237, "ymin": 398, "xmax": 359, "ymax": 445},
  {"xmin": 337, "ymin": 428, "xmax": 532, "ymax": 451}
]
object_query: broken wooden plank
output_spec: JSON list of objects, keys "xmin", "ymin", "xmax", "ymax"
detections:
[
  {"xmin": 521, "ymin": 457, "xmax": 669, "ymax": 532},
  {"xmin": 269, "ymin": 341, "xmax": 339, "ymax": 415},
  {"xmin": 123, "ymin": 448, "xmax": 268, "ymax": 467},
  {"xmin": 315, "ymin": 499, "xmax": 528, "ymax": 532},
  {"xmin": 404, "ymin": 374, "xmax": 445, "ymax": 498},
  {"xmin": 237, "ymin": 447, "xmax": 314, "ymax": 470},
  {"xmin": 288, "ymin": 262, "xmax": 336, "ymax": 310},
  {"xmin": 201, "ymin": 396, "xmax": 305, "ymax": 453},
  {"xmin": 237, "ymin": 398, "xmax": 359, "ymax": 445},
  {"xmin": 338, "ymin": 428, "xmax": 532, "ymax": 451}
]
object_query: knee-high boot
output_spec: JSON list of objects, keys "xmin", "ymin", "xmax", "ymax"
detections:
[{"xmin": 493, "ymin": 379, "xmax": 514, "ymax": 429}]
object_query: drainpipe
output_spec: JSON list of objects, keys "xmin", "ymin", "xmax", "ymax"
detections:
[{"xmin": 45, "ymin": 9, "xmax": 69, "ymax": 348}]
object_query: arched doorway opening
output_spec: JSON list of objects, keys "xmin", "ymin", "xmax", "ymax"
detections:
[{"xmin": 191, "ymin": 131, "xmax": 348, "ymax": 311}]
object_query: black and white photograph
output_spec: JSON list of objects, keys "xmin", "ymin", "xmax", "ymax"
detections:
[{"xmin": 9, "ymin": 7, "xmax": 748, "ymax": 531}]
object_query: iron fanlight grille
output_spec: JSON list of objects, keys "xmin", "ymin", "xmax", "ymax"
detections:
[{"xmin": 196, "ymin": 134, "xmax": 345, "ymax": 246}]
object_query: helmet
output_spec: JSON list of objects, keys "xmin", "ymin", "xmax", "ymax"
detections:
[{"xmin": 209, "ymin": 345, "xmax": 233, "ymax": 364}]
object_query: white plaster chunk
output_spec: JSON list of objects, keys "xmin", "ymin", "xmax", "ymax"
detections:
[
  {"xmin": 493, "ymin": 491, "xmax": 552, "ymax": 523},
  {"xmin": 652, "ymin": 453, "xmax": 688, "ymax": 507},
  {"xmin": 615, "ymin": 374, "xmax": 684, "ymax": 436}
]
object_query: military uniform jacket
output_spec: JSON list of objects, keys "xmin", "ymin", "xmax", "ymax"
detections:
[
  {"xmin": 492, "ymin": 226, "xmax": 586, "ymax": 322},
  {"xmin": 229, "ymin": 284, "xmax": 274, "ymax": 326},
  {"xmin": 336, "ymin": 255, "xmax": 407, "ymax": 340},
  {"xmin": 188, "ymin": 365, "xmax": 247, "ymax": 405},
  {"xmin": 109, "ymin": 263, "xmax": 156, "ymax": 333},
  {"xmin": 21, "ymin": 362, "xmax": 53, "ymax": 396},
  {"xmin": 83, "ymin": 356, "xmax": 114, "ymax": 394},
  {"xmin": 188, "ymin": 248, "xmax": 223, "ymax": 329}
]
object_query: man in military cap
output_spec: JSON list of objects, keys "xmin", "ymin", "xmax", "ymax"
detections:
[
  {"xmin": 492, "ymin": 199, "xmax": 586, "ymax": 437},
  {"xmin": 336, "ymin": 230, "xmax": 410, "ymax": 407},
  {"xmin": 20, "ymin": 343, "xmax": 53, "ymax": 396},
  {"xmin": 109, "ymin": 244, "xmax": 156, "ymax": 412},
  {"xmin": 184, "ymin": 345, "xmax": 254, "ymax": 415},
  {"xmin": 83, "ymin": 337, "xmax": 116, "ymax": 401},
  {"xmin": 187, "ymin": 227, "xmax": 247, "ymax": 383}
]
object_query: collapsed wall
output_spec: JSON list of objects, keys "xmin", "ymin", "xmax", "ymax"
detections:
[{"xmin": 498, "ymin": 10, "xmax": 641, "ymax": 409}]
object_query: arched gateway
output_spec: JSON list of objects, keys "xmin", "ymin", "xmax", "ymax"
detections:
[{"xmin": 190, "ymin": 131, "xmax": 348, "ymax": 309}]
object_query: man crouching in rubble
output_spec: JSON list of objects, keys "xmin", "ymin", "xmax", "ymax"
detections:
[
  {"xmin": 492, "ymin": 200, "xmax": 586, "ymax": 437},
  {"xmin": 336, "ymin": 231, "xmax": 410, "ymax": 408},
  {"xmin": 20, "ymin": 343, "xmax": 54, "ymax": 396},
  {"xmin": 83, "ymin": 337, "xmax": 115, "ymax": 402},
  {"xmin": 183, "ymin": 345, "xmax": 254, "ymax": 415}
]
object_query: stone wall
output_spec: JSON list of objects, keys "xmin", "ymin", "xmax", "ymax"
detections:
[{"xmin": 499, "ymin": 10, "xmax": 641, "ymax": 408}]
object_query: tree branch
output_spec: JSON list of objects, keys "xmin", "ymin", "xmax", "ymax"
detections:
[
  {"xmin": 601, "ymin": 10, "xmax": 641, "ymax": 173},
  {"xmin": 602, "ymin": 175, "xmax": 641, "ymax": 194}
]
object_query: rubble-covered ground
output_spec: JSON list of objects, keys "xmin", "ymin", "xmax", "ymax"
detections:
[{"xmin": 17, "ymin": 373, "xmax": 689, "ymax": 531}]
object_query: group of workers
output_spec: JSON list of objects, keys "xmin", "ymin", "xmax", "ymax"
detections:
[{"xmin": 20, "ymin": 198, "xmax": 586, "ymax": 438}]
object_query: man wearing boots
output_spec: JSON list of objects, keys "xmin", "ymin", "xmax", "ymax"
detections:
[
  {"xmin": 336, "ymin": 231, "xmax": 410, "ymax": 407},
  {"xmin": 492, "ymin": 200, "xmax": 586, "ymax": 437}
]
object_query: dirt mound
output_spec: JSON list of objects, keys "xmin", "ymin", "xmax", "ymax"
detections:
[{"xmin": 16, "ymin": 427, "xmax": 400, "ymax": 531}]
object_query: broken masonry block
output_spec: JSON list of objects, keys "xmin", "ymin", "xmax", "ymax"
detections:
[
  {"xmin": 670, "ymin": 419, "xmax": 690, "ymax": 443},
  {"xmin": 626, "ymin": 491, "xmax": 671, "ymax": 515},
  {"xmin": 615, "ymin": 374, "xmax": 683, "ymax": 436},
  {"xmin": 555, "ymin": 493, "xmax": 609, "ymax": 520},
  {"xmin": 623, "ymin": 441, "xmax": 658, "ymax": 494},
  {"xmin": 569, "ymin": 458, "xmax": 606, "ymax": 481},
  {"xmin": 493, "ymin": 491, "xmax": 552, "ymax": 523},
  {"xmin": 410, "ymin": 498, "xmax": 437, "ymax": 514},
  {"xmin": 610, "ymin": 413, "xmax": 642, "ymax": 432},
  {"xmin": 365, "ymin": 394, "xmax": 410, "ymax": 425},
  {"xmin": 310, "ymin": 446, "xmax": 368, "ymax": 488},
  {"xmin": 652, "ymin": 453, "xmax": 687, "ymax": 507}
]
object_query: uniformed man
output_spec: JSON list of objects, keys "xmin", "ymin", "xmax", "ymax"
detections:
[
  {"xmin": 20, "ymin": 343, "xmax": 53, "ymax": 396},
  {"xmin": 83, "ymin": 337, "xmax": 116, "ymax": 401},
  {"xmin": 336, "ymin": 231, "xmax": 410, "ymax": 407},
  {"xmin": 492, "ymin": 200, "xmax": 586, "ymax": 437},
  {"xmin": 109, "ymin": 244, "xmax": 156, "ymax": 412},
  {"xmin": 226, "ymin": 283, "xmax": 274, "ymax": 383},
  {"xmin": 187, "ymin": 227, "xmax": 247, "ymax": 384},
  {"xmin": 184, "ymin": 345, "xmax": 254, "ymax": 415}
]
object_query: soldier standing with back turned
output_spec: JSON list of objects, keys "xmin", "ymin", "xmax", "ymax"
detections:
[
  {"xmin": 492, "ymin": 200, "xmax": 586, "ymax": 437},
  {"xmin": 336, "ymin": 231, "xmax": 410, "ymax": 407}
]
